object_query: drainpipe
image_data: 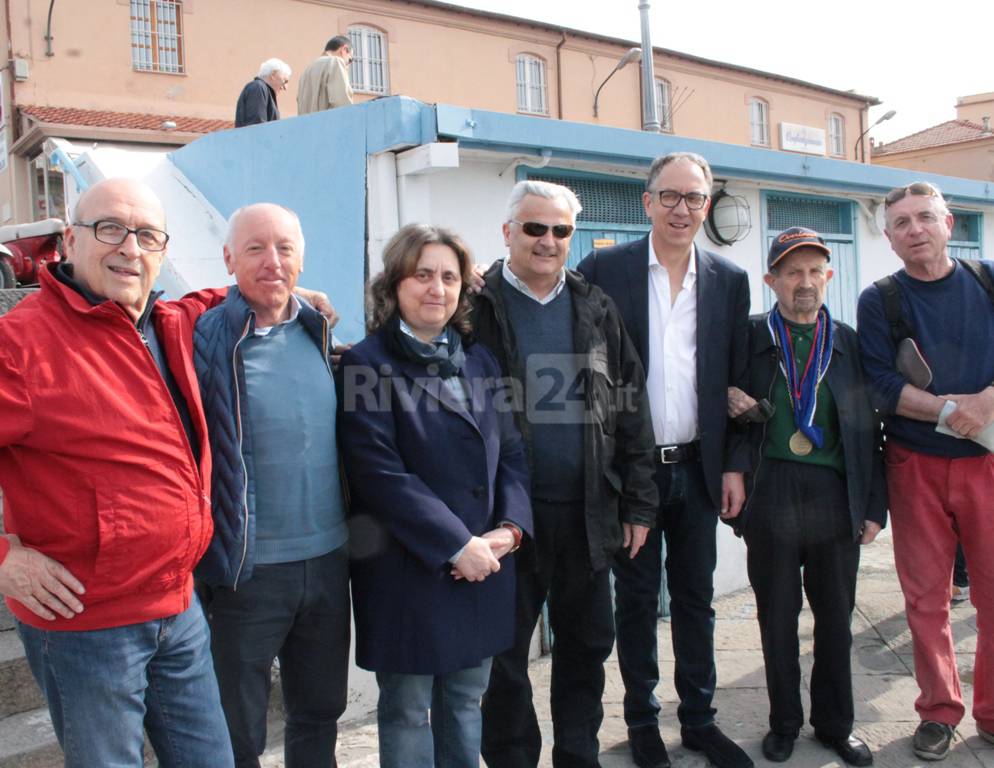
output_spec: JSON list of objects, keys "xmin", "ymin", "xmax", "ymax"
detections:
[
  {"xmin": 43, "ymin": 0, "xmax": 54, "ymax": 56},
  {"xmin": 638, "ymin": 0, "xmax": 659, "ymax": 131},
  {"xmin": 856, "ymin": 107, "xmax": 865, "ymax": 162},
  {"xmin": 555, "ymin": 30, "xmax": 567, "ymax": 120},
  {"xmin": 4, "ymin": 0, "xmax": 18, "ymax": 221}
]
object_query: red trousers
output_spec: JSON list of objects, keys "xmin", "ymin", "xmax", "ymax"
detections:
[{"xmin": 886, "ymin": 441, "xmax": 994, "ymax": 729}]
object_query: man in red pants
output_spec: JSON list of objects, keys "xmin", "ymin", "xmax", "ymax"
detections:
[{"xmin": 858, "ymin": 181, "xmax": 994, "ymax": 761}]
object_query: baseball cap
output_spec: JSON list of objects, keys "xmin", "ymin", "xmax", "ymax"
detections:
[{"xmin": 768, "ymin": 227, "xmax": 831, "ymax": 271}]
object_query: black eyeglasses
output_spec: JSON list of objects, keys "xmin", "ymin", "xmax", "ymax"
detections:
[
  {"xmin": 75, "ymin": 220, "xmax": 170, "ymax": 251},
  {"xmin": 650, "ymin": 189, "xmax": 710, "ymax": 210},
  {"xmin": 884, "ymin": 182, "xmax": 943, "ymax": 209},
  {"xmin": 512, "ymin": 220, "xmax": 575, "ymax": 239}
]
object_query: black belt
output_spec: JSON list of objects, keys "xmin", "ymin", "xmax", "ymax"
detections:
[{"xmin": 655, "ymin": 441, "xmax": 700, "ymax": 464}]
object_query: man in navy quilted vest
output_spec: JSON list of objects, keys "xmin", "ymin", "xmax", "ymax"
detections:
[{"xmin": 193, "ymin": 203, "xmax": 349, "ymax": 768}]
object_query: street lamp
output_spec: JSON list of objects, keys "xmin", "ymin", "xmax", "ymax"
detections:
[
  {"xmin": 854, "ymin": 109, "xmax": 896, "ymax": 162},
  {"xmin": 593, "ymin": 47, "xmax": 641, "ymax": 118}
]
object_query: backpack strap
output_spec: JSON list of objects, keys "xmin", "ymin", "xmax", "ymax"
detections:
[
  {"xmin": 955, "ymin": 257, "xmax": 994, "ymax": 309},
  {"xmin": 873, "ymin": 274, "xmax": 914, "ymax": 345}
]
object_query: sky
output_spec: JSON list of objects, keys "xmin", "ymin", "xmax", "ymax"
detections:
[{"xmin": 448, "ymin": 0, "xmax": 992, "ymax": 145}]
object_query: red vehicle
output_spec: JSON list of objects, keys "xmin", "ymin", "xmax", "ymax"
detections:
[{"xmin": 0, "ymin": 218, "xmax": 64, "ymax": 289}]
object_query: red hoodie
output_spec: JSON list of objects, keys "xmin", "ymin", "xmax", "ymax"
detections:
[{"xmin": 0, "ymin": 268, "xmax": 223, "ymax": 630}]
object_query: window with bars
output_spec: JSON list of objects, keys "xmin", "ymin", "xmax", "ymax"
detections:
[
  {"xmin": 130, "ymin": 0, "xmax": 184, "ymax": 74},
  {"xmin": 749, "ymin": 97, "xmax": 769, "ymax": 147},
  {"xmin": 766, "ymin": 194, "xmax": 853, "ymax": 235},
  {"xmin": 516, "ymin": 54, "xmax": 548, "ymax": 116},
  {"xmin": 655, "ymin": 79, "xmax": 672, "ymax": 133},
  {"xmin": 528, "ymin": 173, "xmax": 645, "ymax": 225},
  {"xmin": 828, "ymin": 113, "xmax": 845, "ymax": 157},
  {"xmin": 348, "ymin": 26, "xmax": 388, "ymax": 95}
]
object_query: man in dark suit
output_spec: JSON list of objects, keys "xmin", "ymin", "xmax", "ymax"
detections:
[{"xmin": 577, "ymin": 152, "xmax": 752, "ymax": 768}]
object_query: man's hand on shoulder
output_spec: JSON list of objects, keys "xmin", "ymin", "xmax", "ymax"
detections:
[
  {"xmin": 467, "ymin": 263, "xmax": 487, "ymax": 295},
  {"xmin": 294, "ymin": 287, "xmax": 339, "ymax": 327},
  {"xmin": 0, "ymin": 536, "xmax": 85, "ymax": 621},
  {"xmin": 942, "ymin": 387, "xmax": 994, "ymax": 438}
]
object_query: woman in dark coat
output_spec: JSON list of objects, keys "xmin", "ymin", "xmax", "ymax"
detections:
[{"xmin": 339, "ymin": 223, "xmax": 532, "ymax": 768}]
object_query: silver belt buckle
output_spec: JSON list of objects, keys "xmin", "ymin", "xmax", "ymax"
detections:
[{"xmin": 658, "ymin": 445, "xmax": 679, "ymax": 464}]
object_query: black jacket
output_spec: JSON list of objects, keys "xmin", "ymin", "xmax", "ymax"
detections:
[
  {"xmin": 471, "ymin": 262, "xmax": 658, "ymax": 571},
  {"xmin": 235, "ymin": 77, "xmax": 279, "ymax": 128},
  {"xmin": 738, "ymin": 313, "xmax": 888, "ymax": 540},
  {"xmin": 577, "ymin": 237, "xmax": 751, "ymax": 510}
]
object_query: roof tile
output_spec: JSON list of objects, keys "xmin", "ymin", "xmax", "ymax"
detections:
[
  {"xmin": 19, "ymin": 104, "xmax": 232, "ymax": 135},
  {"xmin": 873, "ymin": 119, "xmax": 994, "ymax": 156}
]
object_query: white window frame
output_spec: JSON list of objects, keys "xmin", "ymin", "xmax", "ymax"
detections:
[
  {"xmin": 828, "ymin": 113, "xmax": 846, "ymax": 157},
  {"xmin": 749, "ymin": 97, "xmax": 770, "ymax": 147},
  {"xmin": 655, "ymin": 78, "xmax": 672, "ymax": 132},
  {"xmin": 348, "ymin": 25, "xmax": 389, "ymax": 95},
  {"xmin": 516, "ymin": 54, "xmax": 548, "ymax": 116},
  {"xmin": 130, "ymin": 0, "xmax": 184, "ymax": 74}
]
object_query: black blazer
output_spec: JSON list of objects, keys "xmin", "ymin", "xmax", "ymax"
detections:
[{"xmin": 577, "ymin": 235, "xmax": 750, "ymax": 509}]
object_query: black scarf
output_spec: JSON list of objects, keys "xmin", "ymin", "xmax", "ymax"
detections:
[{"xmin": 387, "ymin": 314, "xmax": 466, "ymax": 379}]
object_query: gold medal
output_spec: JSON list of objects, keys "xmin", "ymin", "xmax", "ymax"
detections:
[{"xmin": 789, "ymin": 430, "xmax": 813, "ymax": 456}]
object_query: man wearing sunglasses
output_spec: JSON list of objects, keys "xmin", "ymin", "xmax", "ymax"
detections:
[
  {"xmin": 476, "ymin": 179, "xmax": 658, "ymax": 768},
  {"xmin": 577, "ymin": 152, "xmax": 751, "ymax": 768},
  {"xmin": 857, "ymin": 182, "xmax": 994, "ymax": 761}
]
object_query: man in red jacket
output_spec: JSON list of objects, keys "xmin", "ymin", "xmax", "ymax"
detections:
[{"xmin": 0, "ymin": 178, "xmax": 235, "ymax": 767}]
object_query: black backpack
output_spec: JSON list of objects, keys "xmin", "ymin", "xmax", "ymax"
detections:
[{"xmin": 874, "ymin": 258, "xmax": 994, "ymax": 345}]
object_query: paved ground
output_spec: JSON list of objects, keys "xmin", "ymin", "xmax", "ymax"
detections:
[{"xmin": 262, "ymin": 530, "xmax": 992, "ymax": 767}]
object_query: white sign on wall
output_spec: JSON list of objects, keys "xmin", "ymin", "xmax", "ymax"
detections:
[{"xmin": 780, "ymin": 122, "xmax": 826, "ymax": 156}]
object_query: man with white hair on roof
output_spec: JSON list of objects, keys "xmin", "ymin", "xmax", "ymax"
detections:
[{"xmin": 235, "ymin": 58, "xmax": 291, "ymax": 128}]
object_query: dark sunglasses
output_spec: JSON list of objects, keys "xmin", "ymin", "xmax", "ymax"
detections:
[
  {"xmin": 884, "ymin": 182, "xmax": 942, "ymax": 208},
  {"xmin": 512, "ymin": 220, "xmax": 575, "ymax": 239}
]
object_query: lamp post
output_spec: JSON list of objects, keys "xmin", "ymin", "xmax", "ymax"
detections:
[
  {"xmin": 593, "ymin": 48, "xmax": 641, "ymax": 117},
  {"xmin": 638, "ymin": 0, "xmax": 659, "ymax": 131},
  {"xmin": 854, "ymin": 109, "xmax": 896, "ymax": 162}
]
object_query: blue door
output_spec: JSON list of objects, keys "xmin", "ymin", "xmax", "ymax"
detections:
[
  {"xmin": 569, "ymin": 226, "xmax": 648, "ymax": 269},
  {"xmin": 763, "ymin": 192, "xmax": 859, "ymax": 327}
]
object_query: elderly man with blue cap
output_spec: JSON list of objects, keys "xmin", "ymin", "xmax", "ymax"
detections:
[{"xmin": 727, "ymin": 227, "xmax": 887, "ymax": 766}]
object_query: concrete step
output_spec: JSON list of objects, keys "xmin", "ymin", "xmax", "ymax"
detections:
[
  {"xmin": 0, "ymin": 629, "xmax": 44, "ymax": 720},
  {"xmin": 0, "ymin": 659, "xmax": 285, "ymax": 767},
  {"xmin": 0, "ymin": 707, "xmax": 61, "ymax": 768}
]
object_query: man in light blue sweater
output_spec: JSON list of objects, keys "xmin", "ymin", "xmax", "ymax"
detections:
[{"xmin": 193, "ymin": 203, "xmax": 349, "ymax": 768}]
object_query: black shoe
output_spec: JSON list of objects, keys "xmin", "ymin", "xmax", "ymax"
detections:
[
  {"xmin": 628, "ymin": 726, "xmax": 671, "ymax": 768},
  {"xmin": 913, "ymin": 721, "xmax": 955, "ymax": 761},
  {"xmin": 816, "ymin": 732, "xmax": 873, "ymax": 766},
  {"xmin": 681, "ymin": 723, "xmax": 754, "ymax": 768},
  {"xmin": 761, "ymin": 731, "xmax": 795, "ymax": 763}
]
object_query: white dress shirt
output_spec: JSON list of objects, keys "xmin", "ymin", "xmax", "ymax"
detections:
[{"xmin": 645, "ymin": 241, "xmax": 698, "ymax": 445}]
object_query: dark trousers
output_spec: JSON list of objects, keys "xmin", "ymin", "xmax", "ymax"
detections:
[
  {"xmin": 613, "ymin": 459, "xmax": 718, "ymax": 729},
  {"xmin": 202, "ymin": 546, "xmax": 351, "ymax": 768},
  {"xmin": 743, "ymin": 460, "xmax": 859, "ymax": 740},
  {"xmin": 481, "ymin": 500, "xmax": 615, "ymax": 768}
]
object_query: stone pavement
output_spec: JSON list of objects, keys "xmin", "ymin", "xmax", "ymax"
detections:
[{"xmin": 262, "ymin": 529, "xmax": 992, "ymax": 767}]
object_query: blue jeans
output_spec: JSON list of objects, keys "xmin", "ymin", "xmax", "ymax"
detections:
[
  {"xmin": 377, "ymin": 659, "xmax": 492, "ymax": 768},
  {"xmin": 613, "ymin": 459, "xmax": 719, "ymax": 729},
  {"xmin": 17, "ymin": 596, "xmax": 233, "ymax": 768}
]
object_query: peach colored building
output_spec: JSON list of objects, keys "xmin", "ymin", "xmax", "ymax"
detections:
[
  {"xmin": 0, "ymin": 0, "xmax": 876, "ymax": 227},
  {"xmin": 872, "ymin": 92, "xmax": 994, "ymax": 181}
]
